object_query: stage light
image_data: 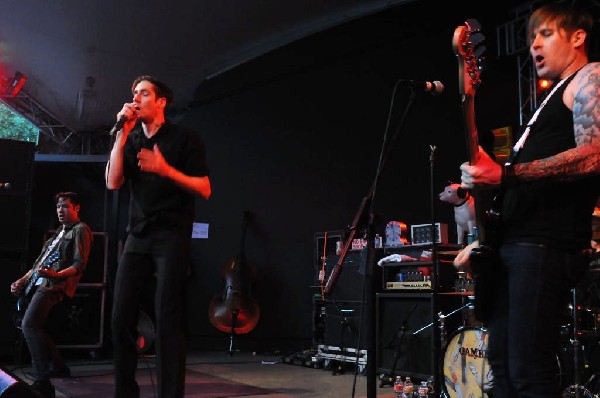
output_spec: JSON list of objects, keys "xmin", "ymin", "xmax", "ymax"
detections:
[
  {"xmin": 537, "ymin": 78, "xmax": 552, "ymax": 92},
  {"xmin": 7, "ymin": 71, "xmax": 27, "ymax": 96}
]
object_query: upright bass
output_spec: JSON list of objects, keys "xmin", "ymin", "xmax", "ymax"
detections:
[{"xmin": 208, "ymin": 210, "xmax": 260, "ymax": 354}]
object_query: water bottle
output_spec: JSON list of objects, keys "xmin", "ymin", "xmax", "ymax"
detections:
[
  {"xmin": 393, "ymin": 375, "xmax": 404, "ymax": 398},
  {"xmin": 403, "ymin": 376, "xmax": 414, "ymax": 397},
  {"xmin": 427, "ymin": 376, "xmax": 435, "ymax": 396},
  {"xmin": 417, "ymin": 381, "xmax": 429, "ymax": 397},
  {"xmin": 374, "ymin": 233, "xmax": 383, "ymax": 248}
]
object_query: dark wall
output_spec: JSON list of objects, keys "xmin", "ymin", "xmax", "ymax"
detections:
[
  {"xmin": 179, "ymin": 2, "xmax": 520, "ymax": 352},
  {"xmin": 24, "ymin": 1, "xmax": 522, "ymax": 355}
]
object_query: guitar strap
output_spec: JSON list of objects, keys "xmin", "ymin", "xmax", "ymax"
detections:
[
  {"xmin": 508, "ymin": 73, "xmax": 575, "ymax": 165},
  {"xmin": 35, "ymin": 226, "xmax": 66, "ymax": 287}
]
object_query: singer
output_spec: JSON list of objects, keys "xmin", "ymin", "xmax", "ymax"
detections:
[{"xmin": 105, "ymin": 75, "xmax": 212, "ymax": 398}]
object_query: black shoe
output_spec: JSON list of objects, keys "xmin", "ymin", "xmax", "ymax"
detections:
[
  {"xmin": 48, "ymin": 365, "xmax": 70, "ymax": 378},
  {"xmin": 31, "ymin": 379, "xmax": 55, "ymax": 398}
]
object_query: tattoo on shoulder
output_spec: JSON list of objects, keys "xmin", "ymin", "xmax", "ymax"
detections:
[{"xmin": 573, "ymin": 66, "xmax": 600, "ymax": 146}]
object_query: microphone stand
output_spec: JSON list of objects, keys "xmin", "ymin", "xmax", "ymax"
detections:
[
  {"xmin": 428, "ymin": 144, "xmax": 443, "ymax": 396},
  {"xmin": 324, "ymin": 82, "xmax": 418, "ymax": 398}
]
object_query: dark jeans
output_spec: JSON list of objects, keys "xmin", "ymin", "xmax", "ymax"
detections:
[
  {"xmin": 22, "ymin": 288, "xmax": 66, "ymax": 382},
  {"xmin": 487, "ymin": 242, "xmax": 588, "ymax": 398},
  {"xmin": 112, "ymin": 228, "xmax": 190, "ymax": 398}
]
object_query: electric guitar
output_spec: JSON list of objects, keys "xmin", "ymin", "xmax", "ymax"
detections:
[
  {"xmin": 14, "ymin": 249, "xmax": 60, "ymax": 328},
  {"xmin": 453, "ymin": 19, "xmax": 498, "ymax": 322}
]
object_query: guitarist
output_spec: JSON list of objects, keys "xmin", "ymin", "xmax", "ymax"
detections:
[
  {"xmin": 454, "ymin": 3, "xmax": 600, "ymax": 397},
  {"xmin": 10, "ymin": 192, "xmax": 93, "ymax": 398}
]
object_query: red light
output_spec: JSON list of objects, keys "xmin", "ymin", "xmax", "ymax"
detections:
[
  {"xmin": 8, "ymin": 72, "xmax": 27, "ymax": 96},
  {"xmin": 538, "ymin": 79, "xmax": 552, "ymax": 91}
]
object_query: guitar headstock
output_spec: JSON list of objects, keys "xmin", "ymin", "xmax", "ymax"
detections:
[{"xmin": 453, "ymin": 18, "xmax": 486, "ymax": 97}]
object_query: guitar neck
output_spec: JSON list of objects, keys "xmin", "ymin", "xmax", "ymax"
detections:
[{"xmin": 463, "ymin": 93, "xmax": 488, "ymax": 244}]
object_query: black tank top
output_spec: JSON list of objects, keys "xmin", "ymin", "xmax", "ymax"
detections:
[{"xmin": 501, "ymin": 71, "xmax": 600, "ymax": 251}]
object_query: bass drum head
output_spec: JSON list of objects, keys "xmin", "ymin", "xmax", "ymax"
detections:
[{"xmin": 443, "ymin": 327, "xmax": 493, "ymax": 398}]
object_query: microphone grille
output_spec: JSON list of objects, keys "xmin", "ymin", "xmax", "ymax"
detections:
[{"xmin": 432, "ymin": 81, "xmax": 444, "ymax": 95}]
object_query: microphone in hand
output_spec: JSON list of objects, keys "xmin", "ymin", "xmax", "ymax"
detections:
[
  {"xmin": 109, "ymin": 105, "xmax": 140, "ymax": 135},
  {"xmin": 109, "ymin": 116, "xmax": 128, "ymax": 136}
]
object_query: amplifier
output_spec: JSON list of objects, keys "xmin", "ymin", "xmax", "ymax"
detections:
[
  {"xmin": 381, "ymin": 260, "xmax": 456, "ymax": 292},
  {"xmin": 47, "ymin": 286, "xmax": 105, "ymax": 348},
  {"xmin": 386, "ymin": 281, "xmax": 432, "ymax": 290}
]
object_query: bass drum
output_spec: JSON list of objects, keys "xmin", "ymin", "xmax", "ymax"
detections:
[{"xmin": 442, "ymin": 327, "xmax": 493, "ymax": 398}]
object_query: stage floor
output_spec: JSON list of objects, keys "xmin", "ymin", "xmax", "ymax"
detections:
[{"xmin": 1, "ymin": 350, "xmax": 399, "ymax": 398}]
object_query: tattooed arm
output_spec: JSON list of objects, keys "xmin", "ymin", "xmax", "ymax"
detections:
[{"xmin": 514, "ymin": 62, "xmax": 600, "ymax": 182}]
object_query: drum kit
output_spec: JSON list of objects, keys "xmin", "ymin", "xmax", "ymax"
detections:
[
  {"xmin": 436, "ymin": 247, "xmax": 600, "ymax": 398},
  {"xmin": 436, "ymin": 210, "xmax": 600, "ymax": 397},
  {"xmin": 379, "ymin": 210, "xmax": 600, "ymax": 397}
]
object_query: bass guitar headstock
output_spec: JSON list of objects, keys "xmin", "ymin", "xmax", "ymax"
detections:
[{"xmin": 452, "ymin": 18, "xmax": 486, "ymax": 98}]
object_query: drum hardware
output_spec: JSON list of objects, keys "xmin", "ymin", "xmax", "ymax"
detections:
[
  {"xmin": 412, "ymin": 301, "xmax": 474, "ymax": 345},
  {"xmin": 563, "ymin": 288, "xmax": 598, "ymax": 398},
  {"xmin": 378, "ymin": 300, "xmax": 472, "ymax": 389}
]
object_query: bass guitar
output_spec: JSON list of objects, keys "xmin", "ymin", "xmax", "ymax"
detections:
[
  {"xmin": 14, "ymin": 249, "xmax": 60, "ymax": 328},
  {"xmin": 453, "ymin": 19, "xmax": 498, "ymax": 322}
]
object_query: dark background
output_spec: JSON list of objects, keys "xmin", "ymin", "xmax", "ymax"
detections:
[{"xmin": 1, "ymin": 0, "xmax": 535, "ymax": 357}]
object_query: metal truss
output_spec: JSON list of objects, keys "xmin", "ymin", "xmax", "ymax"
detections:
[
  {"xmin": 0, "ymin": 91, "xmax": 78, "ymax": 150},
  {"xmin": 0, "ymin": 91, "xmax": 110, "ymax": 155},
  {"xmin": 496, "ymin": 0, "xmax": 545, "ymax": 126}
]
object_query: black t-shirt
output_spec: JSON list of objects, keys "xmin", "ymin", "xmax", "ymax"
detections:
[{"xmin": 123, "ymin": 122, "xmax": 209, "ymax": 235}]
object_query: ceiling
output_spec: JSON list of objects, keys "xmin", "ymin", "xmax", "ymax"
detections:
[{"xmin": 0, "ymin": 0, "xmax": 430, "ymax": 153}]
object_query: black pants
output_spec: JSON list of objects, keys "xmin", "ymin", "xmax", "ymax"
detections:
[
  {"xmin": 488, "ymin": 242, "xmax": 588, "ymax": 398},
  {"xmin": 22, "ymin": 288, "xmax": 66, "ymax": 382},
  {"xmin": 112, "ymin": 228, "xmax": 190, "ymax": 398}
]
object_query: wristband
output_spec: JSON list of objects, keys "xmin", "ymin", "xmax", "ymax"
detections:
[{"xmin": 502, "ymin": 164, "xmax": 517, "ymax": 186}]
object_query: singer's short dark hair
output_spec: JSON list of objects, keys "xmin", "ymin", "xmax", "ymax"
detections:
[
  {"xmin": 54, "ymin": 191, "xmax": 80, "ymax": 206},
  {"xmin": 131, "ymin": 75, "xmax": 174, "ymax": 106}
]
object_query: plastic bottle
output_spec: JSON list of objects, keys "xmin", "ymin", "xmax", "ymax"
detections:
[
  {"xmin": 403, "ymin": 376, "xmax": 414, "ymax": 397},
  {"xmin": 426, "ymin": 376, "xmax": 435, "ymax": 396},
  {"xmin": 393, "ymin": 375, "xmax": 404, "ymax": 398},
  {"xmin": 417, "ymin": 380, "xmax": 429, "ymax": 397},
  {"xmin": 374, "ymin": 233, "xmax": 382, "ymax": 248}
]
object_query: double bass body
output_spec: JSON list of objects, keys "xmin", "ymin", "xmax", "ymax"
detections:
[
  {"xmin": 208, "ymin": 210, "xmax": 260, "ymax": 339},
  {"xmin": 208, "ymin": 254, "xmax": 260, "ymax": 335}
]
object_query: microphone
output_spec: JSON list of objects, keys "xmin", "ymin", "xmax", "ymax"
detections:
[
  {"xmin": 405, "ymin": 80, "xmax": 444, "ymax": 95},
  {"xmin": 0, "ymin": 182, "xmax": 11, "ymax": 189},
  {"xmin": 109, "ymin": 106, "xmax": 140, "ymax": 135},
  {"xmin": 109, "ymin": 116, "xmax": 128, "ymax": 136}
]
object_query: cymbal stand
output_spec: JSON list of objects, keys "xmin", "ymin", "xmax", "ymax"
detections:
[
  {"xmin": 413, "ymin": 301, "xmax": 473, "ymax": 341},
  {"xmin": 563, "ymin": 288, "xmax": 595, "ymax": 398}
]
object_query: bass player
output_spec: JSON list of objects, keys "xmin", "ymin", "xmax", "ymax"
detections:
[{"xmin": 454, "ymin": 3, "xmax": 600, "ymax": 397}]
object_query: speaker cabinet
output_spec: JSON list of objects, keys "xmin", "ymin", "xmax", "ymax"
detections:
[
  {"xmin": 0, "ymin": 257, "xmax": 25, "ymax": 356},
  {"xmin": 0, "ymin": 139, "xmax": 35, "ymax": 253},
  {"xmin": 322, "ymin": 252, "xmax": 368, "ymax": 301},
  {"xmin": 81, "ymin": 232, "xmax": 107, "ymax": 284},
  {"xmin": 46, "ymin": 286, "xmax": 105, "ymax": 348},
  {"xmin": 376, "ymin": 292, "xmax": 463, "ymax": 380},
  {"xmin": 322, "ymin": 299, "xmax": 368, "ymax": 349}
]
